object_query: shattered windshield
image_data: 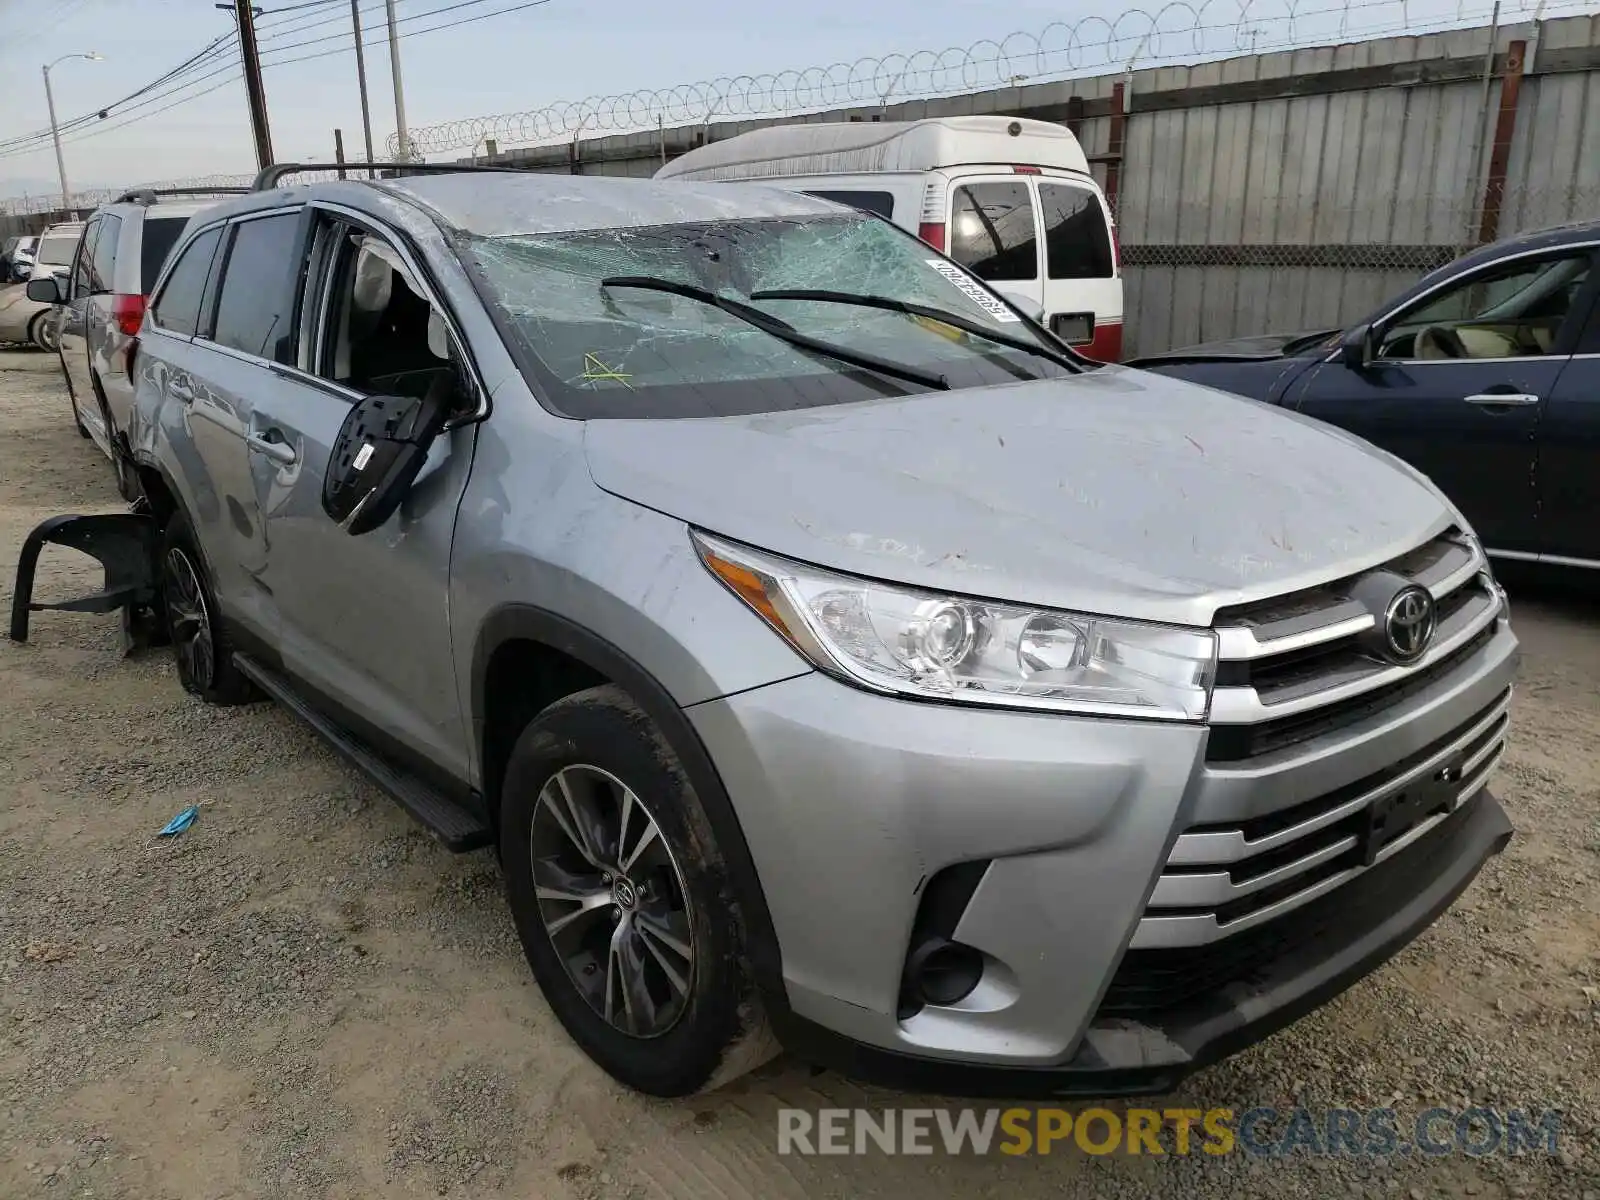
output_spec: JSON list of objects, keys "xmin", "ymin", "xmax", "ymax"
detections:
[{"xmin": 464, "ymin": 214, "xmax": 1074, "ymax": 419}]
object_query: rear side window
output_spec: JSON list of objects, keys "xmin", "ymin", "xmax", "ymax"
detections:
[
  {"xmin": 151, "ymin": 226, "xmax": 223, "ymax": 337},
  {"xmin": 949, "ymin": 183, "xmax": 1037, "ymax": 281},
  {"xmin": 90, "ymin": 214, "xmax": 122, "ymax": 291},
  {"xmin": 212, "ymin": 213, "xmax": 302, "ymax": 361},
  {"xmin": 1040, "ymin": 183, "xmax": 1114, "ymax": 279},
  {"xmin": 139, "ymin": 217, "xmax": 189, "ymax": 293},
  {"xmin": 72, "ymin": 220, "xmax": 100, "ymax": 298},
  {"xmin": 804, "ymin": 189, "xmax": 895, "ymax": 219}
]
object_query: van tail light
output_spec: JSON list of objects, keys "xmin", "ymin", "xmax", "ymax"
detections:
[
  {"xmin": 918, "ymin": 222, "xmax": 946, "ymax": 252},
  {"xmin": 111, "ymin": 293, "xmax": 146, "ymax": 337}
]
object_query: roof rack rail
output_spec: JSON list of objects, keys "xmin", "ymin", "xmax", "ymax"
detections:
[
  {"xmin": 250, "ymin": 161, "xmax": 525, "ymax": 191},
  {"xmin": 113, "ymin": 186, "xmax": 253, "ymax": 205}
]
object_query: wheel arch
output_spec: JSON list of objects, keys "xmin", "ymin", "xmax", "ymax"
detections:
[{"xmin": 472, "ymin": 603, "xmax": 787, "ymax": 1007}]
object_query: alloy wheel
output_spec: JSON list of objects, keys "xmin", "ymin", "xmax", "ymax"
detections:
[
  {"xmin": 529, "ymin": 764, "xmax": 695, "ymax": 1038},
  {"xmin": 163, "ymin": 546, "xmax": 214, "ymax": 692}
]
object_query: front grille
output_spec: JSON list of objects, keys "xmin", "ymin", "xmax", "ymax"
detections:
[
  {"xmin": 1132, "ymin": 685, "xmax": 1510, "ymax": 947},
  {"xmin": 1206, "ymin": 527, "xmax": 1503, "ymax": 762},
  {"xmin": 1100, "ymin": 792, "xmax": 1488, "ymax": 1017}
]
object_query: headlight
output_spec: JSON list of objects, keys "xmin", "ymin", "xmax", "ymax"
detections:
[{"xmin": 694, "ymin": 532, "xmax": 1217, "ymax": 721}]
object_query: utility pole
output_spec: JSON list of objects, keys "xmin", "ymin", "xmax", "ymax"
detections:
[
  {"xmin": 227, "ymin": 0, "xmax": 274, "ymax": 169},
  {"xmin": 384, "ymin": 0, "xmax": 411, "ymax": 161},
  {"xmin": 334, "ymin": 128, "xmax": 347, "ymax": 179},
  {"xmin": 350, "ymin": 0, "xmax": 375, "ymax": 175}
]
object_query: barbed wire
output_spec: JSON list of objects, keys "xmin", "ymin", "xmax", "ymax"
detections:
[
  {"xmin": 396, "ymin": 0, "xmax": 1590, "ymax": 156},
  {"xmin": 0, "ymin": 174, "xmax": 256, "ymax": 218}
]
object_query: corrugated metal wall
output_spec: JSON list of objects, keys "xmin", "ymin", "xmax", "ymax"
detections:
[{"xmin": 481, "ymin": 14, "xmax": 1600, "ymax": 356}]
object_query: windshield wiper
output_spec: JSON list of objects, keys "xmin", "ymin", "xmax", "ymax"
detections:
[
  {"xmin": 599, "ymin": 276, "xmax": 950, "ymax": 391},
  {"xmin": 748, "ymin": 289, "xmax": 1083, "ymax": 372}
]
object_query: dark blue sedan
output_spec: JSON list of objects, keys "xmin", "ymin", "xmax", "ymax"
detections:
[{"xmin": 1130, "ymin": 220, "xmax": 1600, "ymax": 571}]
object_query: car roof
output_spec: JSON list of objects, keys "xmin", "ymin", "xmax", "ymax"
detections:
[{"xmin": 195, "ymin": 171, "xmax": 843, "ymax": 238}]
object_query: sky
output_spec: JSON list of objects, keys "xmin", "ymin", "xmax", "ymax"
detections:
[{"xmin": 0, "ymin": 0, "xmax": 1568, "ymax": 199}]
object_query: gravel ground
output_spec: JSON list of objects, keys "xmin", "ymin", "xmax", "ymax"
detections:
[{"xmin": 0, "ymin": 347, "xmax": 1596, "ymax": 1199}]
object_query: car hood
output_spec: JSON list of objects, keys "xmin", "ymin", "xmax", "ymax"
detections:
[
  {"xmin": 582, "ymin": 366, "xmax": 1454, "ymax": 626},
  {"xmin": 1128, "ymin": 329, "xmax": 1342, "ymax": 365}
]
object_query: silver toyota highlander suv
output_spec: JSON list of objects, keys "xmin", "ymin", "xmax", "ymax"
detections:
[{"xmin": 11, "ymin": 165, "xmax": 1517, "ymax": 1098}]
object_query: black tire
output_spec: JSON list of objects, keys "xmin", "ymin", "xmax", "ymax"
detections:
[
  {"xmin": 159, "ymin": 510, "xmax": 256, "ymax": 705},
  {"xmin": 27, "ymin": 310, "xmax": 59, "ymax": 354},
  {"xmin": 500, "ymin": 685, "xmax": 775, "ymax": 1096}
]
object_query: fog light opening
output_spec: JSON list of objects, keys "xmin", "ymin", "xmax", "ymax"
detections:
[{"xmin": 906, "ymin": 937, "xmax": 984, "ymax": 1008}]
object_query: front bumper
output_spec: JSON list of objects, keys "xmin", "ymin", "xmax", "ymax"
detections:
[
  {"xmin": 688, "ymin": 615, "xmax": 1517, "ymax": 1087},
  {"xmin": 770, "ymin": 788, "xmax": 1511, "ymax": 1097}
]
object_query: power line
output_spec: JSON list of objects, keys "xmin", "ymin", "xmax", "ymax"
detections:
[
  {"xmin": 0, "ymin": 0, "xmax": 555, "ymax": 161},
  {"xmin": 259, "ymin": 0, "xmax": 552, "ymax": 69},
  {"xmin": 258, "ymin": 0, "xmax": 511, "ymax": 59},
  {"xmin": 0, "ymin": 34, "xmax": 239, "ymax": 154}
]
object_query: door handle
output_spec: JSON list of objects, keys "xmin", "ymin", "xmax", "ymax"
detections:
[
  {"xmin": 1463, "ymin": 392, "xmax": 1539, "ymax": 407},
  {"xmin": 246, "ymin": 430, "xmax": 298, "ymax": 466},
  {"xmin": 167, "ymin": 379, "xmax": 194, "ymax": 403}
]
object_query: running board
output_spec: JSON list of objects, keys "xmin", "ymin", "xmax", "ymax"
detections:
[
  {"xmin": 232, "ymin": 653, "xmax": 492, "ymax": 853},
  {"xmin": 10, "ymin": 512, "xmax": 165, "ymax": 652}
]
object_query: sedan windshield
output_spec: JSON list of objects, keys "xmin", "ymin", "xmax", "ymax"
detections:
[{"xmin": 464, "ymin": 214, "xmax": 1079, "ymax": 419}]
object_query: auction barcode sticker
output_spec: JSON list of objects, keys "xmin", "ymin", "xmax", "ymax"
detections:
[{"xmin": 925, "ymin": 260, "xmax": 1022, "ymax": 322}]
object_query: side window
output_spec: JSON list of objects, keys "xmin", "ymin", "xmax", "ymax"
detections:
[
  {"xmin": 1381, "ymin": 253, "xmax": 1591, "ymax": 361},
  {"xmin": 318, "ymin": 228, "xmax": 459, "ymax": 402},
  {"xmin": 149, "ymin": 226, "xmax": 223, "ymax": 337},
  {"xmin": 948, "ymin": 182, "xmax": 1038, "ymax": 282},
  {"xmin": 212, "ymin": 213, "xmax": 303, "ymax": 361},
  {"xmin": 89, "ymin": 214, "xmax": 122, "ymax": 293},
  {"xmin": 71, "ymin": 218, "xmax": 100, "ymax": 300},
  {"xmin": 803, "ymin": 189, "xmax": 895, "ymax": 219},
  {"xmin": 1039, "ymin": 183, "xmax": 1114, "ymax": 280}
]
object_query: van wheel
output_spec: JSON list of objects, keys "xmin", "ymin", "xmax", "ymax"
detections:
[
  {"xmin": 160, "ymin": 511, "xmax": 256, "ymax": 705},
  {"xmin": 499, "ymin": 685, "xmax": 775, "ymax": 1096}
]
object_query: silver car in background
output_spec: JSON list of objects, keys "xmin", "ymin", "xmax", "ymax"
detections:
[
  {"xmin": 55, "ymin": 189, "xmax": 244, "ymax": 497},
  {"xmin": 17, "ymin": 167, "xmax": 1518, "ymax": 1100}
]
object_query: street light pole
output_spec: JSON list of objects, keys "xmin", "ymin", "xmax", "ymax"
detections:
[
  {"xmin": 385, "ymin": 0, "xmax": 411, "ymax": 161},
  {"xmin": 41, "ymin": 52, "xmax": 103, "ymax": 219}
]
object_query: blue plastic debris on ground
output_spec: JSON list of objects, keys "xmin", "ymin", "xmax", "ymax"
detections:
[{"xmin": 157, "ymin": 805, "xmax": 200, "ymax": 837}]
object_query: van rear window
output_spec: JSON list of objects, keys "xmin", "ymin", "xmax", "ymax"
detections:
[
  {"xmin": 949, "ymin": 183, "xmax": 1037, "ymax": 282},
  {"xmin": 140, "ymin": 217, "xmax": 189, "ymax": 293},
  {"xmin": 1040, "ymin": 183, "xmax": 1114, "ymax": 279},
  {"xmin": 803, "ymin": 189, "xmax": 895, "ymax": 219}
]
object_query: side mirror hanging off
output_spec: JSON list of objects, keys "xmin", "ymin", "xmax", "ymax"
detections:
[{"xmin": 322, "ymin": 389, "xmax": 451, "ymax": 536}]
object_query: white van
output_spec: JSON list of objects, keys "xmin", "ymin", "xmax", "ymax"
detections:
[{"xmin": 655, "ymin": 115, "xmax": 1123, "ymax": 360}]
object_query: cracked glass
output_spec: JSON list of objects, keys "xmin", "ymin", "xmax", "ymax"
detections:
[{"xmin": 464, "ymin": 214, "xmax": 1073, "ymax": 419}]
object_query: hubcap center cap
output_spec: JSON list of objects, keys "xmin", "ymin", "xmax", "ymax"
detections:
[{"xmin": 611, "ymin": 877, "xmax": 638, "ymax": 911}]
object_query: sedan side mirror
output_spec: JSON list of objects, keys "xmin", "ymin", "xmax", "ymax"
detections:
[
  {"xmin": 322, "ymin": 390, "xmax": 451, "ymax": 536},
  {"xmin": 25, "ymin": 276, "xmax": 63, "ymax": 304},
  {"xmin": 1338, "ymin": 322, "xmax": 1376, "ymax": 368}
]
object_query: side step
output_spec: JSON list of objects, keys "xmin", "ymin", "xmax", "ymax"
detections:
[{"xmin": 233, "ymin": 653, "xmax": 493, "ymax": 853}]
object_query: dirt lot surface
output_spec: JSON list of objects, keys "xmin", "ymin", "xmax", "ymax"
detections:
[{"xmin": 0, "ymin": 348, "xmax": 1596, "ymax": 1199}]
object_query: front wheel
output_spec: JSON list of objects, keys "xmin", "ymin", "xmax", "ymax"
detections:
[{"xmin": 500, "ymin": 685, "xmax": 775, "ymax": 1096}]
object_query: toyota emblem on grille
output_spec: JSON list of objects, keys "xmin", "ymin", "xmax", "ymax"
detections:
[{"xmin": 1382, "ymin": 585, "xmax": 1437, "ymax": 664}]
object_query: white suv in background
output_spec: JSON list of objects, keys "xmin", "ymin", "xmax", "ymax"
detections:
[{"xmin": 54, "ymin": 188, "xmax": 245, "ymax": 497}]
